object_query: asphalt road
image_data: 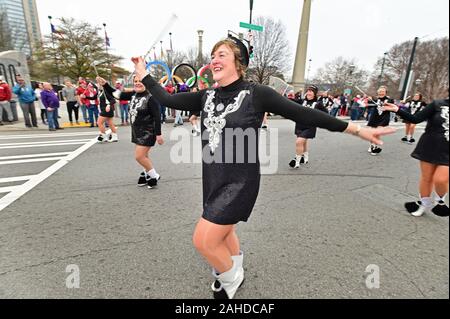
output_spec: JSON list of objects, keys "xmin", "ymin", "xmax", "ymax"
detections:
[{"xmin": 0, "ymin": 119, "xmax": 448, "ymax": 299}]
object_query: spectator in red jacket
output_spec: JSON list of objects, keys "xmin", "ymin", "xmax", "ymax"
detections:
[
  {"xmin": 0, "ymin": 76, "xmax": 13, "ymax": 125},
  {"xmin": 76, "ymin": 80, "xmax": 90, "ymax": 123},
  {"xmin": 80, "ymin": 82, "xmax": 99, "ymax": 127}
]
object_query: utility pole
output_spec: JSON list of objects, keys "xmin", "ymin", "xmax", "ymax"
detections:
[
  {"xmin": 401, "ymin": 37, "xmax": 419, "ymax": 100},
  {"xmin": 249, "ymin": 0, "xmax": 254, "ymax": 25},
  {"xmin": 378, "ymin": 52, "xmax": 388, "ymax": 88},
  {"xmin": 48, "ymin": 16, "xmax": 60, "ymax": 85},
  {"xmin": 291, "ymin": 0, "xmax": 312, "ymax": 92}
]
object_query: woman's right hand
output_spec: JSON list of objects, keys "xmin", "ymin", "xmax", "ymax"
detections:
[
  {"xmin": 96, "ymin": 76, "xmax": 107, "ymax": 86},
  {"xmin": 131, "ymin": 57, "xmax": 148, "ymax": 81}
]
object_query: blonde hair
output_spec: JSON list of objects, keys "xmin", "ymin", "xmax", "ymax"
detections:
[
  {"xmin": 378, "ymin": 86, "xmax": 388, "ymax": 93},
  {"xmin": 211, "ymin": 39, "xmax": 247, "ymax": 78}
]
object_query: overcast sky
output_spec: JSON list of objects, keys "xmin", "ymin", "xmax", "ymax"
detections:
[{"xmin": 36, "ymin": 0, "xmax": 449, "ymax": 78}]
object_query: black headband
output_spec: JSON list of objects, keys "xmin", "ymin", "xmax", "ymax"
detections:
[
  {"xmin": 306, "ymin": 85, "xmax": 318, "ymax": 96},
  {"xmin": 227, "ymin": 35, "xmax": 250, "ymax": 67}
]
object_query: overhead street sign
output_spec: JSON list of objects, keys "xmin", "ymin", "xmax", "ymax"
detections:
[{"xmin": 239, "ymin": 22, "xmax": 264, "ymax": 32}]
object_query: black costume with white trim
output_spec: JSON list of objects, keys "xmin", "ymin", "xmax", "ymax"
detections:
[
  {"xmin": 319, "ymin": 96, "xmax": 333, "ymax": 111},
  {"xmin": 98, "ymin": 88, "xmax": 116, "ymax": 118},
  {"xmin": 104, "ymin": 83, "xmax": 161, "ymax": 147},
  {"xmin": 403, "ymin": 100, "xmax": 427, "ymax": 124},
  {"xmin": 367, "ymin": 96, "xmax": 394, "ymax": 127},
  {"xmin": 141, "ymin": 75, "xmax": 348, "ymax": 225},
  {"xmin": 294, "ymin": 98, "xmax": 328, "ymax": 139},
  {"xmin": 397, "ymin": 99, "xmax": 449, "ymax": 166}
]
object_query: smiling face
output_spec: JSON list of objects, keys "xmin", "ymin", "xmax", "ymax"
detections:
[
  {"xmin": 210, "ymin": 42, "xmax": 241, "ymax": 87},
  {"xmin": 306, "ymin": 89, "xmax": 315, "ymax": 100},
  {"xmin": 413, "ymin": 93, "xmax": 421, "ymax": 101},
  {"xmin": 133, "ymin": 77, "xmax": 146, "ymax": 93},
  {"xmin": 377, "ymin": 87, "xmax": 387, "ymax": 98}
]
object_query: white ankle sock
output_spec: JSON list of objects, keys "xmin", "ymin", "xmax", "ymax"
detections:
[
  {"xmin": 434, "ymin": 193, "xmax": 448, "ymax": 203},
  {"xmin": 407, "ymin": 135, "xmax": 412, "ymax": 140},
  {"xmin": 295, "ymin": 154, "xmax": 302, "ymax": 162},
  {"xmin": 303, "ymin": 152, "xmax": 309, "ymax": 162},
  {"xmin": 420, "ymin": 197, "xmax": 433, "ymax": 208},
  {"xmin": 147, "ymin": 169, "xmax": 159, "ymax": 179}
]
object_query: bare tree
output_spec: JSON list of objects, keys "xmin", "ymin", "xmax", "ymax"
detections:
[
  {"xmin": 311, "ymin": 57, "xmax": 369, "ymax": 95},
  {"xmin": 247, "ymin": 16, "xmax": 291, "ymax": 85},
  {"xmin": 369, "ymin": 37, "xmax": 449, "ymax": 101}
]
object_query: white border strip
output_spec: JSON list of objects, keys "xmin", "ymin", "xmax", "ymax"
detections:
[{"xmin": 0, "ymin": 138, "xmax": 98, "ymax": 212}]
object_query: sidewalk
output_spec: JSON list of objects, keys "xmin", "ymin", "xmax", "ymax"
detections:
[{"xmin": 0, "ymin": 102, "xmax": 353, "ymax": 133}]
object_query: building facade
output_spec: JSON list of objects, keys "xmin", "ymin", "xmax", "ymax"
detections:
[{"xmin": 0, "ymin": 0, "xmax": 42, "ymax": 56}]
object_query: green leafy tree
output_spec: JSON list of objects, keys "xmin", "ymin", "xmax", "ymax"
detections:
[{"xmin": 29, "ymin": 17, "xmax": 123, "ymax": 83}]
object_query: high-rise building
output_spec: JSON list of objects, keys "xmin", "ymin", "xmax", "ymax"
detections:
[{"xmin": 0, "ymin": 0, "xmax": 42, "ymax": 56}]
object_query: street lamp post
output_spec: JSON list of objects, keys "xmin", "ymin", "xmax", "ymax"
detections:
[
  {"xmin": 413, "ymin": 79, "xmax": 422, "ymax": 94},
  {"xmin": 168, "ymin": 32, "xmax": 173, "ymax": 69},
  {"xmin": 306, "ymin": 59, "xmax": 312, "ymax": 86},
  {"xmin": 48, "ymin": 16, "xmax": 60, "ymax": 85},
  {"xmin": 378, "ymin": 52, "xmax": 388, "ymax": 87},
  {"xmin": 346, "ymin": 64, "xmax": 356, "ymax": 96},
  {"xmin": 197, "ymin": 30, "xmax": 204, "ymax": 67}
]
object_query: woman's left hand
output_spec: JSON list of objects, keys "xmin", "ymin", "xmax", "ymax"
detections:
[
  {"xmin": 358, "ymin": 126, "xmax": 396, "ymax": 146},
  {"xmin": 156, "ymin": 135, "xmax": 164, "ymax": 145},
  {"xmin": 106, "ymin": 105, "xmax": 111, "ymax": 112},
  {"xmin": 382, "ymin": 103, "xmax": 399, "ymax": 113}
]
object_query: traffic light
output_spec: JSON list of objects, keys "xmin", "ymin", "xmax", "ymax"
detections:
[{"xmin": 249, "ymin": 45, "xmax": 254, "ymax": 59}]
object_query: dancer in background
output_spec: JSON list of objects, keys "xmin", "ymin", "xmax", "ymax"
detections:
[
  {"xmin": 366, "ymin": 86, "xmax": 394, "ymax": 155},
  {"xmin": 96, "ymin": 78, "xmax": 118, "ymax": 143},
  {"xmin": 383, "ymin": 97, "xmax": 449, "ymax": 217},
  {"xmin": 97, "ymin": 76, "xmax": 163, "ymax": 189},
  {"xmin": 401, "ymin": 93, "xmax": 427, "ymax": 144},
  {"xmin": 289, "ymin": 85, "xmax": 328, "ymax": 168}
]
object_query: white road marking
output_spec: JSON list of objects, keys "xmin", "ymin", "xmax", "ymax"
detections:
[
  {"xmin": 0, "ymin": 152, "xmax": 71, "ymax": 161},
  {"xmin": 0, "ymin": 139, "xmax": 91, "ymax": 147},
  {"xmin": 0, "ymin": 138, "xmax": 98, "ymax": 212},
  {"xmin": 0, "ymin": 186, "xmax": 19, "ymax": 194},
  {"xmin": 0, "ymin": 175, "xmax": 35, "ymax": 184},
  {"xmin": 0, "ymin": 142, "xmax": 88, "ymax": 150},
  {"xmin": 0, "ymin": 132, "xmax": 99, "ymax": 140},
  {"xmin": 0, "ymin": 157, "xmax": 66, "ymax": 165}
]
